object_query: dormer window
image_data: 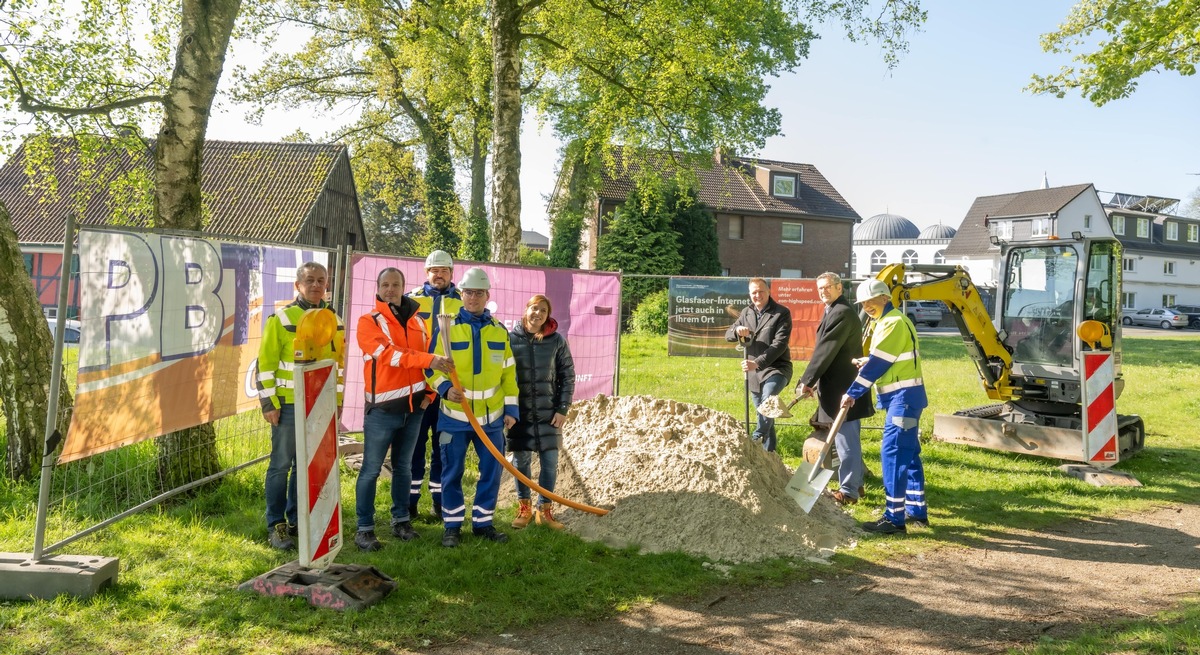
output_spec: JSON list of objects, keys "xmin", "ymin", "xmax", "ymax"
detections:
[{"xmin": 772, "ymin": 174, "xmax": 796, "ymax": 198}]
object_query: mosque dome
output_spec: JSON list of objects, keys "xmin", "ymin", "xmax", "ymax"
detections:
[
  {"xmin": 855, "ymin": 213, "xmax": 920, "ymax": 240},
  {"xmin": 918, "ymin": 223, "xmax": 957, "ymax": 239}
]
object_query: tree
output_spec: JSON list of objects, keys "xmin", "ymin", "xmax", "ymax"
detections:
[
  {"xmin": 0, "ymin": 0, "xmax": 242, "ymax": 483},
  {"xmin": 668, "ymin": 184, "xmax": 721, "ymax": 276},
  {"xmin": 1184, "ymin": 185, "xmax": 1200, "ymax": 219},
  {"xmin": 596, "ymin": 183, "xmax": 683, "ymax": 319},
  {"xmin": 488, "ymin": 0, "xmax": 927, "ymax": 263},
  {"xmin": 351, "ymin": 139, "xmax": 426, "ymax": 256},
  {"xmin": 1028, "ymin": 0, "xmax": 1200, "ymax": 106}
]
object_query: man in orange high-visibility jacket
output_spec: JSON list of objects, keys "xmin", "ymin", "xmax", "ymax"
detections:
[{"xmin": 354, "ymin": 267, "xmax": 454, "ymax": 551}]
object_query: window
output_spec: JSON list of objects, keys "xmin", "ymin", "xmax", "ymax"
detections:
[
  {"xmin": 1164, "ymin": 261, "xmax": 1176, "ymax": 276},
  {"xmin": 1083, "ymin": 214, "xmax": 1092, "ymax": 229},
  {"xmin": 1031, "ymin": 218, "xmax": 1050, "ymax": 237},
  {"xmin": 779, "ymin": 268, "xmax": 802, "ymax": 278},
  {"xmin": 1122, "ymin": 257, "xmax": 1136, "ymax": 272},
  {"xmin": 781, "ymin": 222, "xmax": 803, "ymax": 243},
  {"xmin": 934, "ymin": 250, "xmax": 946, "ymax": 265},
  {"xmin": 1163, "ymin": 294, "xmax": 1176, "ymax": 307},
  {"xmin": 870, "ymin": 249, "xmax": 887, "ymax": 273},
  {"xmin": 901, "ymin": 249, "xmax": 919, "ymax": 265},
  {"xmin": 1190, "ymin": 224, "xmax": 1199, "ymax": 242},
  {"xmin": 1167, "ymin": 222, "xmax": 1179, "ymax": 241},
  {"xmin": 1122, "ymin": 292, "xmax": 1135, "ymax": 309},
  {"xmin": 346, "ymin": 232, "xmax": 357, "ymax": 250},
  {"xmin": 990, "ymin": 220, "xmax": 1013, "ymax": 240},
  {"xmin": 850, "ymin": 252, "xmax": 857, "ymax": 274},
  {"xmin": 1136, "ymin": 218, "xmax": 1149, "ymax": 238},
  {"xmin": 772, "ymin": 174, "xmax": 796, "ymax": 198},
  {"xmin": 721, "ymin": 268, "xmax": 730, "ymax": 276},
  {"xmin": 728, "ymin": 216, "xmax": 743, "ymax": 240},
  {"xmin": 22, "ymin": 253, "xmax": 33, "ymax": 274},
  {"xmin": 1112, "ymin": 215, "xmax": 1125, "ymax": 235},
  {"xmin": 316, "ymin": 226, "xmax": 327, "ymax": 246}
]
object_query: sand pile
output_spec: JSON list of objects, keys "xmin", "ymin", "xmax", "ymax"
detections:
[{"xmin": 518, "ymin": 394, "xmax": 858, "ymax": 563}]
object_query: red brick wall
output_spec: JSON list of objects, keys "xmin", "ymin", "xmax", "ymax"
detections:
[{"xmin": 716, "ymin": 213, "xmax": 852, "ymax": 278}]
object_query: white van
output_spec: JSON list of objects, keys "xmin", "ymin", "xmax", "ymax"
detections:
[{"xmin": 47, "ymin": 318, "xmax": 82, "ymax": 344}]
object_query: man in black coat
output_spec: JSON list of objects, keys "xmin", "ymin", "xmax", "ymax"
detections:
[
  {"xmin": 795, "ymin": 272, "xmax": 874, "ymax": 505},
  {"xmin": 725, "ymin": 277, "xmax": 792, "ymax": 452}
]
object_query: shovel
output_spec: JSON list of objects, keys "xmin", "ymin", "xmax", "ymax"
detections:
[
  {"xmin": 785, "ymin": 403, "xmax": 850, "ymax": 513},
  {"xmin": 758, "ymin": 389, "xmax": 811, "ymax": 419}
]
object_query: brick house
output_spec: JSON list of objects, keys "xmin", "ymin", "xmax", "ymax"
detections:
[
  {"xmin": 1, "ymin": 137, "xmax": 366, "ymax": 317},
  {"xmin": 556, "ymin": 149, "xmax": 861, "ymax": 278}
]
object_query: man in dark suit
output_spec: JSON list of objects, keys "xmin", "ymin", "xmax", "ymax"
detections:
[
  {"xmin": 795, "ymin": 272, "xmax": 874, "ymax": 505},
  {"xmin": 725, "ymin": 277, "xmax": 793, "ymax": 452}
]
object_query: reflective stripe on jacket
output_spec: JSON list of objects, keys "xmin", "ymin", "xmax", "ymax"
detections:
[
  {"xmin": 408, "ymin": 283, "xmax": 463, "ymax": 354},
  {"xmin": 846, "ymin": 305, "xmax": 927, "ymax": 409},
  {"xmin": 256, "ymin": 297, "xmax": 345, "ymax": 410},
  {"xmin": 358, "ymin": 295, "xmax": 435, "ymax": 414},
  {"xmin": 428, "ymin": 307, "xmax": 518, "ymax": 430}
]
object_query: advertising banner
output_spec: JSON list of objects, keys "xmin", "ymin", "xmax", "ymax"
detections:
[
  {"xmin": 341, "ymin": 254, "xmax": 621, "ymax": 432},
  {"xmin": 62, "ymin": 228, "xmax": 329, "ymax": 463},
  {"xmin": 667, "ymin": 277, "xmax": 821, "ymax": 361}
]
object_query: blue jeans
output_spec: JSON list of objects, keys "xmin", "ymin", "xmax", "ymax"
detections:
[
  {"xmin": 439, "ymin": 423, "xmax": 505, "ymax": 530},
  {"xmin": 751, "ymin": 373, "xmax": 787, "ymax": 452},
  {"xmin": 356, "ymin": 408, "xmax": 423, "ymax": 531},
  {"xmin": 513, "ymin": 449, "xmax": 559, "ymax": 507},
  {"xmin": 265, "ymin": 404, "xmax": 297, "ymax": 529},
  {"xmin": 834, "ymin": 419, "xmax": 863, "ymax": 498}
]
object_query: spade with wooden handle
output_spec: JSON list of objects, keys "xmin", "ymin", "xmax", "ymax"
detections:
[{"xmin": 785, "ymin": 403, "xmax": 850, "ymax": 513}]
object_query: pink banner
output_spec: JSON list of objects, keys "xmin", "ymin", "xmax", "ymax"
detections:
[{"xmin": 341, "ymin": 254, "xmax": 621, "ymax": 431}]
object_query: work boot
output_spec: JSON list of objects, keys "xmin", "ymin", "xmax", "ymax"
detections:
[
  {"xmin": 355, "ymin": 530, "xmax": 383, "ymax": 552},
  {"xmin": 828, "ymin": 490, "xmax": 858, "ymax": 506},
  {"xmin": 392, "ymin": 521, "xmax": 420, "ymax": 541},
  {"xmin": 862, "ymin": 518, "xmax": 907, "ymax": 535},
  {"xmin": 473, "ymin": 526, "xmax": 510, "ymax": 543},
  {"xmin": 512, "ymin": 499, "xmax": 534, "ymax": 529},
  {"xmin": 287, "ymin": 523, "xmax": 298, "ymax": 537},
  {"xmin": 906, "ymin": 515, "xmax": 931, "ymax": 529},
  {"xmin": 268, "ymin": 523, "xmax": 295, "ymax": 550},
  {"xmin": 432, "ymin": 501, "xmax": 443, "ymax": 523},
  {"xmin": 441, "ymin": 527, "xmax": 461, "ymax": 548},
  {"xmin": 535, "ymin": 504, "xmax": 565, "ymax": 531}
]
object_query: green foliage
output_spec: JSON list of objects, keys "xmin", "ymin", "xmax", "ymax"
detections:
[
  {"xmin": 350, "ymin": 139, "xmax": 426, "ymax": 256},
  {"xmin": 596, "ymin": 184, "xmax": 683, "ymax": 316},
  {"xmin": 629, "ymin": 289, "xmax": 669, "ymax": 335},
  {"xmin": 668, "ymin": 183, "xmax": 721, "ymax": 276},
  {"xmin": 423, "ymin": 142, "xmax": 465, "ymax": 255},
  {"xmin": 464, "ymin": 204, "xmax": 490, "ymax": 261},
  {"xmin": 518, "ymin": 246, "xmax": 549, "ymax": 267},
  {"xmin": 1028, "ymin": 0, "xmax": 1200, "ymax": 105},
  {"xmin": 547, "ymin": 207, "xmax": 583, "ymax": 268}
]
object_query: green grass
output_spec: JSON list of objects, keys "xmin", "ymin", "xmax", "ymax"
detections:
[{"xmin": 1, "ymin": 333, "xmax": 1198, "ymax": 653}]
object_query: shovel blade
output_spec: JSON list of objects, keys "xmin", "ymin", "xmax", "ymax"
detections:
[
  {"xmin": 786, "ymin": 461, "xmax": 835, "ymax": 513},
  {"xmin": 756, "ymin": 395, "xmax": 791, "ymax": 419}
]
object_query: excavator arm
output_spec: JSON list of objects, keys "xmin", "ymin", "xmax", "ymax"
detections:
[{"xmin": 871, "ymin": 263, "xmax": 1017, "ymax": 401}]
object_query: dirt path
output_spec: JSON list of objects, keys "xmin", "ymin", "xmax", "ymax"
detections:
[{"xmin": 429, "ymin": 504, "xmax": 1200, "ymax": 655}]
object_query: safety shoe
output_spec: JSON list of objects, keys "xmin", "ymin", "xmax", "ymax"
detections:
[
  {"xmin": 828, "ymin": 490, "xmax": 858, "ymax": 506},
  {"xmin": 268, "ymin": 523, "xmax": 296, "ymax": 550},
  {"xmin": 473, "ymin": 526, "xmax": 510, "ymax": 543},
  {"xmin": 355, "ymin": 530, "xmax": 383, "ymax": 552},
  {"xmin": 861, "ymin": 518, "xmax": 907, "ymax": 535},
  {"xmin": 287, "ymin": 523, "xmax": 298, "ymax": 537},
  {"xmin": 906, "ymin": 515, "xmax": 931, "ymax": 529},
  {"xmin": 535, "ymin": 504, "xmax": 565, "ymax": 531},
  {"xmin": 392, "ymin": 521, "xmax": 420, "ymax": 541},
  {"xmin": 441, "ymin": 527, "xmax": 461, "ymax": 548},
  {"xmin": 512, "ymin": 499, "xmax": 534, "ymax": 529}
]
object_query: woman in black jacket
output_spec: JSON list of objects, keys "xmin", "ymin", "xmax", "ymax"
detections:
[{"xmin": 508, "ymin": 294, "xmax": 575, "ymax": 530}]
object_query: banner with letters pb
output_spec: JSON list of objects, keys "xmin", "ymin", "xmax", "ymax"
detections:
[{"xmin": 62, "ymin": 228, "xmax": 330, "ymax": 463}]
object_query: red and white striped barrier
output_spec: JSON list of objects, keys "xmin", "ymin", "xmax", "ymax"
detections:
[
  {"xmin": 294, "ymin": 360, "xmax": 343, "ymax": 569},
  {"xmin": 1082, "ymin": 352, "xmax": 1118, "ymax": 466}
]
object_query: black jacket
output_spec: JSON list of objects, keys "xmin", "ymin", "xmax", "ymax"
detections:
[
  {"xmin": 725, "ymin": 297, "xmax": 793, "ymax": 393},
  {"xmin": 798, "ymin": 294, "xmax": 874, "ymax": 423},
  {"xmin": 507, "ymin": 319, "xmax": 576, "ymax": 452}
]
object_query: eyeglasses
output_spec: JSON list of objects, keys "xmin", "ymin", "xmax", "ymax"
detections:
[{"xmin": 461, "ymin": 289, "xmax": 487, "ymax": 297}]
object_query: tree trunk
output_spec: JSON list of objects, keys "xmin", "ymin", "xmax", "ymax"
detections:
[
  {"xmin": 490, "ymin": 0, "xmax": 523, "ymax": 263},
  {"xmin": 464, "ymin": 111, "xmax": 490, "ymax": 261},
  {"xmin": 0, "ymin": 205, "xmax": 72, "ymax": 480},
  {"xmin": 153, "ymin": 0, "xmax": 242, "ymax": 490}
]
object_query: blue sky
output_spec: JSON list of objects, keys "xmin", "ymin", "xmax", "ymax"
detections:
[{"xmin": 209, "ymin": 1, "xmax": 1200, "ymax": 238}]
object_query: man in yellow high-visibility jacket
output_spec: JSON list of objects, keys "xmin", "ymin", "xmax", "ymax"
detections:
[
  {"xmin": 427, "ymin": 267, "xmax": 518, "ymax": 548},
  {"xmin": 256, "ymin": 261, "xmax": 344, "ymax": 550}
]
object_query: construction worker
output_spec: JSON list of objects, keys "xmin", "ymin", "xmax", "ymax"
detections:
[
  {"xmin": 427, "ymin": 267, "xmax": 518, "ymax": 547},
  {"xmin": 256, "ymin": 261, "xmax": 344, "ymax": 550},
  {"xmin": 353, "ymin": 267, "xmax": 456, "ymax": 551},
  {"xmin": 840, "ymin": 279, "xmax": 929, "ymax": 535},
  {"xmin": 406, "ymin": 249, "xmax": 462, "ymax": 521}
]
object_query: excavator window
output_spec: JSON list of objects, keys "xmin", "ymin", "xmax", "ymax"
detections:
[{"xmin": 1000, "ymin": 245, "xmax": 1078, "ymax": 368}]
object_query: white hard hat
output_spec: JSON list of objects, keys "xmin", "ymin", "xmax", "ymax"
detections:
[
  {"xmin": 459, "ymin": 267, "xmax": 490, "ymax": 291},
  {"xmin": 425, "ymin": 250, "xmax": 454, "ymax": 269},
  {"xmin": 855, "ymin": 279, "xmax": 891, "ymax": 304}
]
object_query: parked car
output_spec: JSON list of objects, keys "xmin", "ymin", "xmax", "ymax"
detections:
[
  {"xmin": 1167, "ymin": 304, "xmax": 1200, "ymax": 329},
  {"xmin": 904, "ymin": 300, "xmax": 943, "ymax": 327},
  {"xmin": 47, "ymin": 318, "xmax": 82, "ymax": 344},
  {"xmin": 1121, "ymin": 308, "xmax": 1188, "ymax": 330}
]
